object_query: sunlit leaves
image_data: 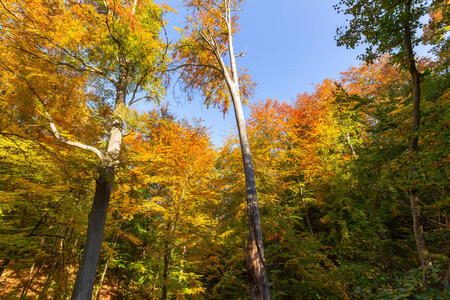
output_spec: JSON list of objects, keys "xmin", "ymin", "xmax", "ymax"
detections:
[
  {"xmin": 1, "ymin": 0, "xmax": 168, "ymax": 108},
  {"xmin": 109, "ymin": 110, "xmax": 220, "ymax": 298},
  {"xmin": 0, "ymin": 132, "xmax": 94, "ymax": 296},
  {"xmin": 335, "ymin": 0, "xmax": 429, "ymax": 63},
  {"xmin": 173, "ymin": 0, "xmax": 256, "ymax": 114}
]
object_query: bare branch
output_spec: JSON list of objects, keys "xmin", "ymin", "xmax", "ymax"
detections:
[
  {"xmin": 46, "ymin": 112, "xmax": 104, "ymax": 161},
  {"xmin": 1, "ymin": 64, "xmax": 105, "ymax": 161},
  {"xmin": 129, "ymin": 22, "xmax": 170, "ymax": 106},
  {"xmin": 166, "ymin": 62, "xmax": 223, "ymax": 74},
  {"xmin": 28, "ymin": 233, "xmax": 67, "ymax": 239},
  {"xmin": 235, "ymin": 47, "xmax": 247, "ymax": 58},
  {"xmin": 373, "ymin": 185, "xmax": 449, "ymax": 228},
  {"xmin": 128, "ymin": 92, "xmax": 156, "ymax": 106}
]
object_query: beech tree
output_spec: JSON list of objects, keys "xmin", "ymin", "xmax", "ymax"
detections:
[
  {"xmin": 335, "ymin": 0, "xmax": 432, "ymax": 270},
  {"xmin": 98, "ymin": 109, "xmax": 219, "ymax": 298},
  {"xmin": 0, "ymin": 132, "xmax": 95, "ymax": 298},
  {"xmin": 0, "ymin": 0, "xmax": 168, "ymax": 298},
  {"xmin": 123, "ymin": 110, "xmax": 217, "ymax": 299},
  {"xmin": 173, "ymin": 0, "xmax": 270, "ymax": 298},
  {"xmin": 2, "ymin": 0, "xmax": 449, "ymax": 298}
]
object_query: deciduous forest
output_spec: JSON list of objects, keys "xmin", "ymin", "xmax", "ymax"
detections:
[{"xmin": 0, "ymin": 0, "xmax": 449, "ymax": 299}]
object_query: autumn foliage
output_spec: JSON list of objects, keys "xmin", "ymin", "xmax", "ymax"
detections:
[{"xmin": 1, "ymin": 0, "xmax": 450, "ymax": 299}]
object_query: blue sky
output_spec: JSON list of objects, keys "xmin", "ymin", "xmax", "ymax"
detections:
[{"xmin": 142, "ymin": 0, "xmax": 367, "ymax": 146}]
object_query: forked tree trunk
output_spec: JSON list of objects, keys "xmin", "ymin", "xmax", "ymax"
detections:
[
  {"xmin": 70, "ymin": 64, "xmax": 126, "ymax": 299},
  {"xmin": 71, "ymin": 167, "xmax": 114, "ymax": 300},
  {"xmin": 19, "ymin": 262, "xmax": 35, "ymax": 299}
]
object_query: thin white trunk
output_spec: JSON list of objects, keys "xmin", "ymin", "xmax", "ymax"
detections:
[
  {"xmin": 223, "ymin": 2, "xmax": 270, "ymax": 299},
  {"xmin": 95, "ymin": 259, "xmax": 109, "ymax": 300}
]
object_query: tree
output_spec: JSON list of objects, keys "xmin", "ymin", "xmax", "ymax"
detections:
[
  {"xmin": 335, "ymin": 0, "xmax": 432, "ymax": 269},
  {"xmin": 173, "ymin": 1, "xmax": 269, "ymax": 298},
  {"xmin": 0, "ymin": 132, "xmax": 95, "ymax": 299},
  {"xmin": 423, "ymin": 0, "xmax": 450, "ymax": 69},
  {"xmin": 0, "ymin": 0, "xmax": 168, "ymax": 298},
  {"xmin": 117, "ymin": 110, "xmax": 218, "ymax": 299},
  {"xmin": 228, "ymin": 81, "xmax": 382, "ymax": 298}
]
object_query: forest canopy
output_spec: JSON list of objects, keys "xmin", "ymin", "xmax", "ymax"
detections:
[{"xmin": 0, "ymin": 0, "xmax": 449, "ymax": 299}]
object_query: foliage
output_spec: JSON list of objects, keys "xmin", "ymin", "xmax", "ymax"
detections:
[
  {"xmin": 334, "ymin": 0, "xmax": 428, "ymax": 63},
  {"xmin": 0, "ymin": 0, "xmax": 449, "ymax": 299},
  {"xmin": 173, "ymin": 0, "xmax": 256, "ymax": 114},
  {"xmin": 0, "ymin": 132, "xmax": 94, "ymax": 299},
  {"xmin": 106, "ymin": 110, "xmax": 220, "ymax": 299},
  {"xmin": 379, "ymin": 265, "xmax": 450, "ymax": 300}
]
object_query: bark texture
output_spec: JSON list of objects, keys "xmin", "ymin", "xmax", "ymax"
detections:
[
  {"xmin": 71, "ymin": 74, "xmax": 127, "ymax": 299},
  {"xmin": 180, "ymin": 1, "xmax": 271, "ymax": 297},
  {"xmin": 71, "ymin": 167, "xmax": 114, "ymax": 300},
  {"xmin": 230, "ymin": 89, "xmax": 270, "ymax": 300}
]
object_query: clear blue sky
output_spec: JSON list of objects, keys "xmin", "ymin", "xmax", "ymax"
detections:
[{"xmin": 142, "ymin": 0, "xmax": 365, "ymax": 146}]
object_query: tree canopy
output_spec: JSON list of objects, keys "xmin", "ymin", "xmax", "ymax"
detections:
[{"xmin": 0, "ymin": 0, "xmax": 449, "ymax": 299}]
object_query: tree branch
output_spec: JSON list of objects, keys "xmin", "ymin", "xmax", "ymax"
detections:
[
  {"xmin": 45, "ymin": 112, "xmax": 104, "ymax": 161},
  {"xmin": 166, "ymin": 62, "xmax": 223, "ymax": 74},
  {"xmin": 372, "ymin": 185, "xmax": 449, "ymax": 228},
  {"xmin": 0, "ymin": 131, "xmax": 72, "ymax": 177},
  {"xmin": 2, "ymin": 64, "xmax": 105, "ymax": 161}
]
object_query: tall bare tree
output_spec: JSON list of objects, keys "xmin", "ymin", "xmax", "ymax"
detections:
[{"xmin": 173, "ymin": 1, "xmax": 270, "ymax": 298}]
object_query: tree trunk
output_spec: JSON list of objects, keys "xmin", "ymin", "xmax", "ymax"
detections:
[
  {"xmin": 161, "ymin": 242, "xmax": 170, "ymax": 300},
  {"xmin": 224, "ymin": 3, "xmax": 270, "ymax": 297},
  {"xmin": 19, "ymin": 262, "xmax": 35, "ymax": 299},
  {"xmin": 71, "ymin": 167, "xmax": 114, "ymax": 300},
  {"xmin": 232, "ymin": 97, "xmax": 270, "ymax": 300},
  {"xmin": 228, "ymin": 81, "xmax": 270, "ymax": 300},
  {"xmin": 193, "ymin": 1, "xmax": 270, "ymax": 297},
  {"xmin": 95, "ymin": 259, "xmax": 110, "ymax": 300},
  {"xmin": 403, "ymin": 0, "xmax": 430, "ymax": 269},
  {"xmin": 38, "ymin": 272, "xmax": 54, "ymax": 300},
  {"xmin": 70, "ymin": 56, "xmax": 127, "ymax": 299},
  {"xmin": 161, "ymin": 220, "xmax": 172, "ymax": 300},
  {"xmin": 299, "ymin": 181, "xmax": 314, "ymax": 237},
  {"xmin": 444, "ymin": 262, "xmax": 450, "ymax": 285}
]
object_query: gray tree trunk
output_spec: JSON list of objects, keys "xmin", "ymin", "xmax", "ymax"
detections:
[
  {"xmin": 224, "ymin": 4, "xmax": 270, "ymax": 296},
  {"xmin": 228, "ymin": 86, "xmax": 270, "ymax": 300},
  {"xmin": 71, "ymin": 167, "xmax": 114, "ymax": 300},
  {"xmin": 189, "ymin": 1, "xmax": 271, "ymax": 297},
  {"xmin": 71, "ymin": 75, "xmax": 127, "ymax": 299}
]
